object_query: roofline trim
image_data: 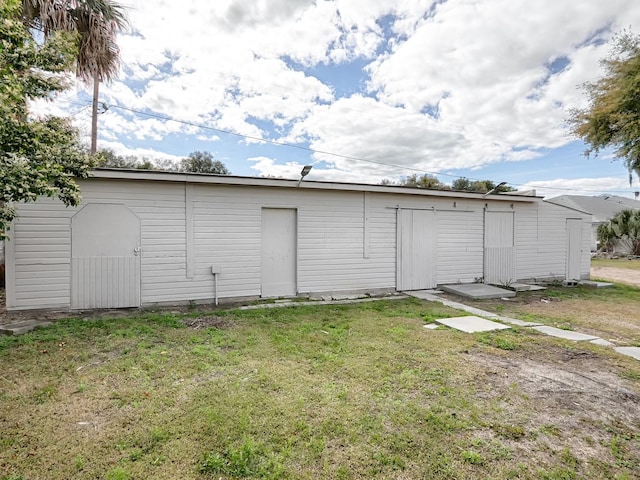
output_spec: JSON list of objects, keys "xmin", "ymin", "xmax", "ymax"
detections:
[{"xmin": 89, "ymin": 168, "xmax": 539, "ymax": 202}]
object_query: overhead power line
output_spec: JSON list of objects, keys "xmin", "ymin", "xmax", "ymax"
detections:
[{"xmin": 63, "ymin": 100, "xmax": 638, "ymax": 195}]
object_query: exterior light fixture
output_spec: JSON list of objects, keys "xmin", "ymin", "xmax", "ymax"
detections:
[
  {"xmin": 483, "ymin": 182, "xmax": 507, "ymax": 197},
  {"xmin": 297, "ymin": 165, "xmax": 313, "ymax": 186}
]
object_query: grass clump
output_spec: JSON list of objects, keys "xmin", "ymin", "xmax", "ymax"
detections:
[{"xmin": 200, "ymin": 438, "xmax": 284, "ymax": 478}]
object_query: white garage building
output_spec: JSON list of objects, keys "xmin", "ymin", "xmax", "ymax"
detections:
[{"xmin": 3, "ymin": 169, "xmax": 591, "ymax": 311}]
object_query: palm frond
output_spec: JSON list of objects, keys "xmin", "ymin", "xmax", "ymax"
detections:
[{"xmin": 22, "ymin": 0, "xmax": 128, "ymax": 83}]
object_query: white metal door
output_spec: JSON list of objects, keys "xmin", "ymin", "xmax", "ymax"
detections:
[
  {"xmin": 484, "ymin": 211, "xmax": 516, "ymax": 285},
  {"xmin": 566, "ymin": 218, "xmax": 583, "ymax": 281},
  {"xmin": 397, "ymin": 209, "xmax": 436, "ymax": 290},
  {"xmin": 71, "ymin": 204, "xmax": 141, "ymax": 308},
  {"xmin": 261, "ymin": 208, "xmax": 297, "ymax": 297}
]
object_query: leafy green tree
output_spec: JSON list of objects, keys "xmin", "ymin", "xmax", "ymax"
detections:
[
  {"xmin": 22, "ymin": 0, "xmax": 129, "ymax": 153},
  {"xmin": 180, "ymin": 151, "xmax": 230, "ymax": 174},
  {"xmin": 569, "ymin": 31, "xmax": 640, "ymax": 185},
  {"xmin": 1, "ymin": 0, "xmax": 94, "ymax": 239},
  {"xmin": 400, "ymin": 173, "xmax": 447, "ymax": 190},
  {"xmin": 452, "ymin": 177, "xmax": 516, "ymax": 193},
  {"xmin": 598, "ymin": 209, "xmax": 640, "ymax": 255},
  {"xmin": 96, "ymin": 149, "xmax": 168, "ymax": 170}
]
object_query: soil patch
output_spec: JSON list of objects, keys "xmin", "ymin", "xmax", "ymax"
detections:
[
  {"xmin": 182, "ymin": 315, "xmax": 234, "ymax": 329},
  {"xmin": 470, "ymin": 345, "xmax": 640, "ymax": 465},
  {"xmin": 591, "ymin": 266, "xmax": 640, "ymax": 286}
]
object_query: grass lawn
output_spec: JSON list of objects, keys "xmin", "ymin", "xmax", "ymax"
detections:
[
  {"xmin": 449, "ymin": 282, "xmax": 640, "ymax": 345},
  {"xmin": 591, "ymin": 258, "xmax": 640, "ymax": 270},
  {"xmin": 1, "ymin": 297, "xmax": 639, "ymax": 479}
]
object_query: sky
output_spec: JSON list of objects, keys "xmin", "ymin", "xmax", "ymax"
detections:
[{"xmin": 33, "ymin": 0, "xmax": 640, "ymax": 199}]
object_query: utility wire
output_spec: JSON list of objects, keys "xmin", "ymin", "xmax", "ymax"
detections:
[
  {"xmin": 104, "ymin": 103, "xmax": 638, "ymax": 194},
  {"xmin": 52, "ymin": 99, "xmax": 636, "ymax": 194}
]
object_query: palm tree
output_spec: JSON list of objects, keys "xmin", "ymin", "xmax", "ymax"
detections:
[
  {"xmin": 599, "ymin": 209, "xmax": 640, "ymax": 255},
  {"xmin": 21, "ymin": 0, "xmax": 128, "ymax": 153}
]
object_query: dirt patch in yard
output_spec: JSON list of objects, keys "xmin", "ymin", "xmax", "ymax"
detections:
[
  {"xmin": 470, "ymin": 345, "xmax": 640, "ymax": 467},
  {"xmin": 591, "ymin": 266, "xmax": 640, "ymax": 286},
  {"xmin": 182, "ymin": 315, "xmax": 234, "ymax": 329}
]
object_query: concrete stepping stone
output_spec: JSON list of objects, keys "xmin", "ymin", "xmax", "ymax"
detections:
[
  {"xmin": 436, "ymin": 316, "xmax": 511, "ymax": 333},
  {"xmin": 590, "ymin": 338, "xmax": 615, "ymax": 347},
  {"xmin": 614, "ymin": 347, "xmax": 640, "ymax": 361},
  {"xmin": 531, "ymin": 326, "xmax": 599, "ymax": 341}
]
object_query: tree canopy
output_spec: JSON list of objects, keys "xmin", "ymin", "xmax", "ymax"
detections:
[
  {"xmin": 21, "ymin": 0, "xmax": 129, "ymax": 153},
  {"xmin": 1, "ymin": 0, "xmax": 94, "ymax": 239},
  {"xmin": 597, "ymin": 209, "xmax": 640, "ymax": 255},
  {"xmin": 451, "ymin": 177, "xmax": 516, "ymax": 194},
  {"xmin": 180, "ymin": 151, "xmax": 230, "ymax": 175},
  {"xmin": 21, "ymin": 0, "xmax": 128, "ymax": 83},
  {"xmin": 400, "ymin": 173, "xmax": 446, "ymax": 189},
  {"xmin": 569, "ymin": 31, "xmax": 640, "ymax": 184},
  {"xmin": 96, "ymin": 149, "xmax": 231, "ymax": 175},
  {"xmin": 381, "ymin": 174, "xmax": 515, "ymax": 193}
]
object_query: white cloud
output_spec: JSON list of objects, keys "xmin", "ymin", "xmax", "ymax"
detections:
[
  {"xmin": 248, "ymin": 156, "xmax": 391, "ymax": 184},
  {"xmin": 522, "ymin": 177, "xmax": 636, "ymax": 198},
  {"xmin": 34, "ymin": 0, "xmax": 640, "ymax": 186}
]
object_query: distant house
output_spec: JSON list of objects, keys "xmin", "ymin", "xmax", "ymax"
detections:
[
  {"xmin": 546, "ymin": 194, "xmax": 640, "ymax": 252},
  {"xmin": 3, "ymin": 169, "xmax": 591, "ymax": 311}
]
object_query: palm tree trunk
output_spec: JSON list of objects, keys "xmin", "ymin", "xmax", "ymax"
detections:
[{"xmin": 91, "ymin": 73, "xmax": 99, "ymax": 154}]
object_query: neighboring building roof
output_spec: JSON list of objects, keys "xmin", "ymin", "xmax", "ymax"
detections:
[
  {"xmin": 91, "ymin": 168, "xmax": 540, "ymax": 203},
  {"xmin": 546, "ymin": 194, "xmax": 640, "ymax": 222}
]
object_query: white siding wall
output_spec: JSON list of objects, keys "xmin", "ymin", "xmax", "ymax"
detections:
[
  {"xmin": 6, "ymin": 198, "xmax": 73, "ymax": 309},
  {"xmin": 6, "ymin": 178, "xmax": 591, "ymax": 310},
  {"xmin": 516, "ymin": 201, "xmax": 590, "ymax": 281},
  {"xmin": 191, "ymin": 186, "xmax": 397, "ymax": 298},
  {"xmin": 77, "ymin": 180, "xmax": 188, "ymax": 304}
]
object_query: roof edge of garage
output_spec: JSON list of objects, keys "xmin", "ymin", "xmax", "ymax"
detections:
[{"xmin": 90, "ymin": 168, "xmax": 539, "ymax": 202}]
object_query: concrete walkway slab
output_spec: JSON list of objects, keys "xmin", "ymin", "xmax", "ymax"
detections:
[
  {"xmin": 436, "ymin": 316, "xmax": 511, "ymax": 333},
  {"xmin": 440, "ymin": 284, "xmax": 516, "ymax": 299},
  {"xmin": 508, "ymin": 283, "xmax": 547, "ymax": 292},
  {"xmin": 532, "ymin": 326, "xmax": 599, "ymax": 341},
  {"xmin": 580, "ymin": 280, "xmax": 614, "ymax": 288},
  {"xmin": 408, "ymin": 291, "xmax": 444, "ymax": 302},
  {"xmin": 614, "ymin": 347, "xmax": 640, "ymax": 360},
  {"xmin": 590, "ymin": 338, "xmax": 615, "ymax": 347},
  {"xmin": 494, "ymin": 316, "xmax": 543, "ymax": 327},
  {"xmin": 408, "ymin": 292, "xmax": 501, "ymax": 318},
  {"xmin": 0, "ymin": 320, "xmax": 53, "ymax": 336}
]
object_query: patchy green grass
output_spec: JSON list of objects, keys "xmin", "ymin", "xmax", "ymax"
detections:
[
  {"xmin": 452, "ymin": 283, "xmax": 640, "ymax": 344},
  {"xmin": 1, "ymin": 298, "xmax": 639, "ymax": 479},
  {"xmin": 591, "ymin": 258, "xmax": 640, "ymax": 271}
]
